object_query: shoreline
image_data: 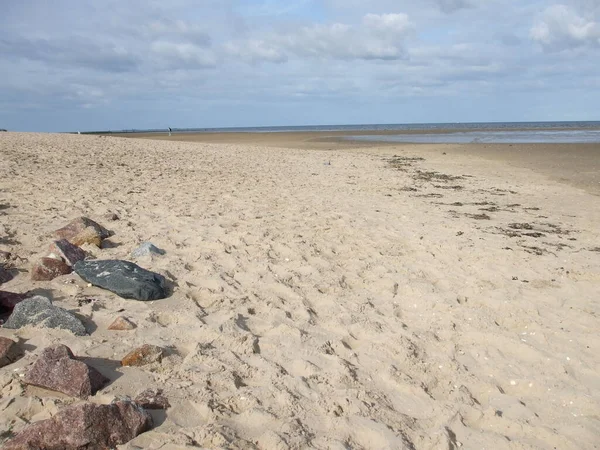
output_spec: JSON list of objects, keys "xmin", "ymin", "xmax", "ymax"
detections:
[{"xmin": 117, "ymin": 131, "xmax": 600, "ymax": 196}]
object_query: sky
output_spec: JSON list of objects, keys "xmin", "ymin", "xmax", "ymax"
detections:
[{"xmin": 0, "ymin": 0, "xmax": 598, "ymax": 131}]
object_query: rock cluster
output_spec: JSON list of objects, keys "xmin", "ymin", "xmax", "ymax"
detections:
[{"xmin": 0, "ymin": 217, "xmax": 171, "ymax": 448}]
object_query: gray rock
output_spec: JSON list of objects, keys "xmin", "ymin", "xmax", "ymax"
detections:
[
  {"xmin": 73, "ymin": 260, "xmax": 167, "ymax": 301},
  {"xmin": 131, "ymin": 242, "xmax": 165, "ymax": 258},
  {"xmin": 3, "ymin": 296, "xmax": 87, "ymax": 335}
]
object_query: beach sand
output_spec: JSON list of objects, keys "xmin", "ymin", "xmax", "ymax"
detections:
[{"xmin": 1, "ymin": 132, "xmax": 599, "ymax": 449}]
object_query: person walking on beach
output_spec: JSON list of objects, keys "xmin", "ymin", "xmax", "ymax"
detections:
[{"xmin": 168, "ymin": 127, "xmax": 172, "ymax": 136}]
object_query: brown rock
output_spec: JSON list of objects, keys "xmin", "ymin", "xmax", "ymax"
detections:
[
  {"xmin": 108, "ymin": 316, "xmax": 136, "ymax": 330},
  {"xmin": 49, "ymin": 239, "xmax": 87, "ymax": 265},
  {"xmin": 24, "ymin": 344, "xmax": 108, "ymax": 399},
  {"xmin": 53, "ymin": 216, "xmax": 112, "ymax": 241},
  {"xmin": 0, "ymin": 265, "xmax": 13, "ymax": 284},
  {"xmin": 3, "ymin": 400, "xmax": 153, "ymax": 450},
  {"xmin": 134, "ymin": 388, "xmax": 171, "ymax": 409},
  {"xmin": 105, "ymin": 212, "xmax": 120, "ymax": 221},
  {"xmin": 0, "ymin": 337, "xmax": 23, "ymax": 367},
  {"xmin": 121, "ymin": 344, "xmax": 164, "ymax": 367},
  {"xmin": 71, "ymin": 226, "xmax": 103, "ymax": 247},
  {"xmin": 31, "ymin": 257, "xmax": 72, "ymax": 281}
]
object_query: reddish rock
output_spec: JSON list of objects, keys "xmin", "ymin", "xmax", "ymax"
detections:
[
  {"xmin": 121, "ymin": 344, "xmax": 164, "ymax": 367},
  {"xmin": 134, "ymin": 388, "xmax": 171, "ymax": 409},
  {"xmin": 54, "ymin": 216, "xmax": 112, "ymax": 243},
  {"xmin": 24, "ymin": 344, "xmax": 108, "ymax": 399},
  {"xmin": 49, "ymin": 239, "xmax": 87, "ymax": 265},
  {"xmin": 31, "ymin": 257, "xmax": 72, "ymax": 281},
  {"xmin": 0, "ymin": 290, "xmax": 28, "ymax": 313},
  {"xmin": 0, "ymin": 337, "xmax": 23, "ymax": 368},
  {"xmin": 108, "ymin": 316, "xmax": 136, "ymax": 330},
  {"xmin": 3, "ymin": 400, "xmax": 153, "ymax": 450}
]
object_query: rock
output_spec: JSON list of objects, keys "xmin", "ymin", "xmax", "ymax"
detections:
[
  {"xmin": 0, "ymin": 265, "xmax": 14, "ymax": 284},
  {"xmin": 0, "ymin": 290, "xmax": 28, "ymax": 315},
  {"xmin": 131, "ymin": 242, "xmax": 165, "ymax": 258},
  {"xmin": 49, "ymin": 239, "xmax": 87, "ymax": 265},
  {"xmin": 134, "ymin": 388, "xmax": 170, "ymax": 409},
  {"xmin": 53, "ymin": 216, "xmax": 112, "ymax": 241},
  {"xmin": 0, "ymin": 337, "xmax": 23, "ymax": 367},
  {"xmin": 121, "ymin": 344, "xmax": 164, "ymax": 367},
  {"xmin": 3, "ymin": 296, "xmax": 88, "ymax": 335},
  {"xmin": 108, "ymin": 315, "xmax": 136, "ymax": 330},
  {"xmin": 0, "ymin": 250, "xmax": 11, "ymax": 262},
  {"xmin": 2, "ymin": 400, "xmax": 153, "ymax": 449},
  {"xmin": 73, "ymin": 260, "xmax": 167, "ymax": 301},
  {"xmin": 71, "ymin": 226, "xmax": 103, "ymax": 247},
  {"xmin": 105, "ymin": 212, "xmax": 120, "ymax": 221},
  {"xmin": 31, "ymin": 257, "xmax": 72, "ymax": 281},
  {"xmin": 23, "ymin": 344, "xmax": 108, "ymax": 398}
]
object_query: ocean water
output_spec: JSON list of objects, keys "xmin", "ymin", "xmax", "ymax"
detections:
[
  {"xmin": 104, "ymin": 121, "xmax": 600, "ymax": 143},
  {"xmin": 345, "ymin": 129, "xmax": 600, "ymax": 144}
]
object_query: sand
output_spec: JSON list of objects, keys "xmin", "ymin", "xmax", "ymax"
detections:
[{"xmin": 1, "ymin": 132, "xmax": 599, "ymax": 449}]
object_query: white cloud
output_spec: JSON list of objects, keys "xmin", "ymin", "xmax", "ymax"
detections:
[
  {"xmin": 225, "ymin": 13, "xmax": 413, "ymax": 62},
  {"xmin": 151, "ymin": 41, "xmax": 217, "ymax": 68},
  {"xmin": 530, "ymin": 4, "xmax": 600, "ymax": 51},
  {"xmin": 224, "ymin": 40, "xmax": 288, "ymax": 64}
]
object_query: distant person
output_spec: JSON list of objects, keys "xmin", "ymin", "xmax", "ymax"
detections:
[{"xmin": 168, "ymin": 127, "xmax": 172, "ymax": 136}]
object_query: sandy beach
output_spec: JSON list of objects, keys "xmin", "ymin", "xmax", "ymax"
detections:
[{"xmin": 1, "ymin": 132, "xmax": 599, "ymax": 449}]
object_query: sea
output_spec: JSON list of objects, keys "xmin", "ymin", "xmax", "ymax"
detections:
[{"xmin": 106, "ymin": 121, "xmax": 600, "ymax": 144}]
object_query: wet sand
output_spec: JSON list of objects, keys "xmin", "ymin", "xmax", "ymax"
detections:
[{"xmin": 119, "ymin": 131, "xmax": 600, "ymax": 195}]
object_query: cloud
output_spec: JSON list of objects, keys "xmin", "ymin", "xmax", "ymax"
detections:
[
  {"xmin": 151, "ymin": 41, "xmax": 217, "ymax": 69},
  {"xmin": 435, "ymin": 0, "xmax": 474, "ymax": 13},
  {"xmin": 530, "ymin": 4, "xmax": 600, "ymax": 51},
  {"xmin": 225, "ymin": 13, "xmax": 413, "ymax": 62},
  {"xmin": 0, "ymin": 36, "xmax": 139, "ymax": 73},
  {"xmin": 224, "ymin": 40, "xmax": 288, "ymax": 64}
]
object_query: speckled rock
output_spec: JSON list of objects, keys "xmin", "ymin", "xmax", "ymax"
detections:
[
  {"xmin": 31, "ymin": 257, "xmax": 72, "ymax": 281},
  {"xmin": 23, "ymin": 344, "xmax": 108, "ymax": 398},
  {"xmin": 73, "ymin": 260, "xmax": 167, "ymax": 301},
  {"xmin": 121, "ymin": 344, "xmax": 164, "ymax": 367},
  {"xmin": 3, "ymin": 296, "xmax": 87, "ymax": 335},
  {"xmin": 2, "ymin": 400, "xmax": 152, "ymax": 449}
]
